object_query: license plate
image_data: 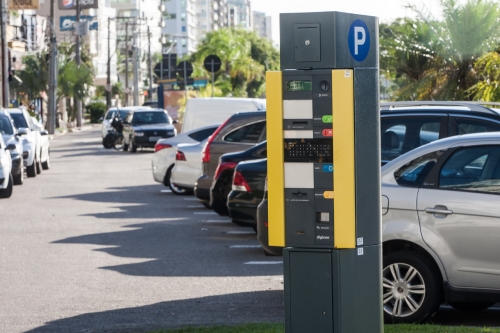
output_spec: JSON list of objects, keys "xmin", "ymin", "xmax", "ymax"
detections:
[{"xmin": 149, "ymin": 136, "xmax": 161, "ymax": 142}]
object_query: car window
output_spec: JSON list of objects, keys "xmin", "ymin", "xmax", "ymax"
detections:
[
  {"xmin": 188, "ymin": 127, "xmax": 217, "ymax": 142},
  {"xmin": 0, "ymin": 115, "xmax": 14, "ymax": 135},
  {"xmin": 132, "ymin": 111, "xmax": 170, "ymax": 125},
  {"xmin": 394, "ymin": 149, "xmax": 447, "ymax": 187},
  {"xmin": 9, "ymin": 113, "xmax": 28, "ymax": 129},
  {"xmin": 224, "ymin": 121, "xmax": 265, "ymax": 143},
  {"xmin": 439, "ymin": 146, "xmax": 500, "ymax": 193},
  {"xmin": 105, "ymin": 111, "xmax": 113, "ymax": 120},
  {"xmin": 452, "ymin": 118, "xmax": 500, "ymax": 136},
  {"xmin": 381, "ymin": 117, "xmax": 442, "ymax": 162}
]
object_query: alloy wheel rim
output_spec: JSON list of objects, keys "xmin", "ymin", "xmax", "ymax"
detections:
[
  {"xmin": 383, "ymin": 262, "xmax": 426, "ymax": 317},
  {"xmin": 169, "ymin": 175, "xmax": 186, "ymax": 193}
]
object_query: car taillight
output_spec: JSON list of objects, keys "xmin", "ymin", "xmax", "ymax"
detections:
[
  {"xmin": 176, "ymin": 151, "xmax": 186, "ymax": 161},
  {"xmin": 232, "ymin": 170, "xmax": 251, "ymax": 192},
  {"xmin": 155, "ymin": 143, "xmax": 172, "ymax": 153},
  {"xmin": 202, "ymin": 119, "xmax": 229, "ymax": 163},
  {"xmin": 214, "ymin": 161, "xmax": 237, "ymax": 180}
]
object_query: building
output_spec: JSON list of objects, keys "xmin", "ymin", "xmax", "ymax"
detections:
[
  {"xmin": 227, "ymin": 0, "xmax": 251, "ymax": 30},
  {"xmin": 162, "ymin": 0, "xmax": 197, "ymax": 57},
  {"xmin": 252, "ymin": 10, "xmax": 271, "ymax": 41},
  {"xmin": 196, "ymin": 0, "xmax": 228, "ymax": 41}
]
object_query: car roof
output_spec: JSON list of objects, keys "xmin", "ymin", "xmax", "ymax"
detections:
[
  {"xmin": 382, "ymin": 132, "xmax": 500, "ymax": 173},
  {"xmin": 4, "ymin": 108, "xmax": 23, "ymax": 114},
  {"xmin": 380, "ymin": 101, "xmax": 500, "ymax": 117}
]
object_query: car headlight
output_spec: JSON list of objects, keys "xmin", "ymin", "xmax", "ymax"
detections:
[
  {"xmin": 9, "ymin": 150, "xmax": 19, "ymax": 158},
  {"xmin": 134, "ymin": 132, "xmax": 144, "ymax": 137},
  {"xmin": 167, "ymin": 130, "xmax": 175, "ymax": 135},
  {"xmin": 22, "ymin": 137, "xmax": 34, "ymax": 144}
]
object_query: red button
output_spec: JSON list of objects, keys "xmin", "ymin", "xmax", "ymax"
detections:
[{"xmin": 322, "ymin": 129, "xmax": 333, "ymax": 137}]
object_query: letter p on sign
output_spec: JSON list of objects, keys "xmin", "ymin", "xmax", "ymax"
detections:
[{"xmin": 348, "ymin": 20, "xmax": 370, "ymax": 62}]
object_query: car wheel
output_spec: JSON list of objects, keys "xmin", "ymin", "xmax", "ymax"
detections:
[
  {"xmin": 13, "ymin": 169, "xmax": 23, "ymax": 185},
  {"xmin": 449, "ymin": 302, "xmax": 495, "ymax": 312},
  {"xmin": 36, "ymin": 154, "xmax": 42, "ymax": 174},
  {"xmin": 202, "ymin": 202, "xmax": 211, "ymax": 209},
  {"xmin": 130, "ymin": 138, "xmax": 137, "ymax": 153},
  {"xmin": 167, "ymin": 167, "xmax": 192, "ymax": 195},
  {"xmin": 42, "ymin": 151, "xmax": 50, "ymax": 170},
  {"xmin": 27, "ymin": 160, "xmax": 36, "ymax": 178},
  {"xmin": 383, "ymin": 251, "xmax": 443, "ymax": 324},
  {"xmin": 0, "ymin": 174, "xmax": 13, "ymax": 198}
]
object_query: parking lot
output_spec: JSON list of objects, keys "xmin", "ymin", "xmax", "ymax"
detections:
[{"xmin": 2, "ymin": 127, "xmax": 500, "ymax": 333}]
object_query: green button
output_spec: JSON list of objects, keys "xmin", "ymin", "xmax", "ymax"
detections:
[{"xmin": 322, "ymin": 115, "xmax": 333, "ymax": 123}]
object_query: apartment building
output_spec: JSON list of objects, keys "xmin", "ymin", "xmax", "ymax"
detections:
[
  {"xmin": 162, "ymin": 0, "xmax": 197, "ymax": 57},
  {"xmin": 252, "ymin": 10, "xmax": 271, "ymax": 41}
]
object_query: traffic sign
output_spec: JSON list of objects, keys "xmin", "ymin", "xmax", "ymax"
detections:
[
  {"xmin": 203, "ymin": 55, "xmax": 221, "ymax": 73},
  {"xmin": 176, "ymin": 61, "xmax": 193, "ymax": 78}
]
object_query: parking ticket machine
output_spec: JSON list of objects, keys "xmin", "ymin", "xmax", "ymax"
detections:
[{"xmin": 266, "ymin": 12, "xmax": 383, "ymax": 333}]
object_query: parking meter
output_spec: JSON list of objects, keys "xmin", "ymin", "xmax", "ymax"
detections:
[{"xmin": 266, "ymin": 12, "xmax": 382, "ymax": 333}]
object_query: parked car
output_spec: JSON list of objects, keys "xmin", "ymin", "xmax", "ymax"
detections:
[
  {"xmin": 170, "ymin": 140, "xmax": 207, "ymax": 195},
  {"xmin": 181, "ymin": 97, "xmax": 265, "ymax": 133},
  {"xmin": 256, "ymin": 177, "xmax": 283, "ymax": 256},
  {"xmin": 7, "ymin": 108, "xmax": 41, "ymax": 177},
  {"xmin": 381, "ymin": 132, "xmax": 500, "ymax": 323},
  {"xmin": 0, "ymin": 110, "xmax": 23, "ymax": 185},
  {"xmin": 0, "ymin": 135, "xmax": 13, "ymax": 198},
  {"xmin": 227, "ymin": 158, "xmax": 267, "ymax": 229},
  {"xmin": 152, "ymin": 124, "xmax": 219, "ymax": 194},
  {"xmin": 101, "ymin": 107, "xmax": 131, "ymax": 139},
  {"xmin": 194, "ymin": 111, "xmax": 266, "ymax": 208},
  {"xmin": 31, "ymin": 117, "xmax": 50, "ymax": 170},
  {"xmin": 210, "ymin": 141, "xmax": 267, "ymax": 216},
  {"xmin": 122, "ymin": 108, "xmax": 177, "ymax": 152}
]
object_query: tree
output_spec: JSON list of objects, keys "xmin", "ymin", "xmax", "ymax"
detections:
[{"xmin": 12, "ymin": 53, "xmax": 49, "ymax": 101}]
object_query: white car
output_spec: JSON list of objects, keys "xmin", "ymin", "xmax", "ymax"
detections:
[
  {"xmin": 0, "ymin": 135, "xmax": 13, "ymax": 198},
  {"xmin": 170, "ymin": 139, "xmax": 207, "ymax": 195},
  {"xmin": 7, "ymin": 108, "xmax": 41, "ymax": 177},
  {"xmin": 101, "ymin": 107, "xmax": 130, "ymax": 139},
  {"xmin": 31, "ymin": 117, "xmax": 50, "ymax": 170},
  {"xmin": 152, "ymin": 124, "xmax": 219, "ymax": 193}
]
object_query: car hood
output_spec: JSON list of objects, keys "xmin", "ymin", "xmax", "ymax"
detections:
[{"xmin": 132, "ymin": 124, "xmax": 175, "ymax": 131}]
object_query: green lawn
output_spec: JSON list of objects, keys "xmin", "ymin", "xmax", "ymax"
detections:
[{"xmin": 151, "ymin": 323, "xmax": 500, "ymax": 333}]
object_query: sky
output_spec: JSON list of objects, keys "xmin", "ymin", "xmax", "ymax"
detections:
[{"xmin": 251, "ymin": 0, "xmax": 443, "ymax": 45}]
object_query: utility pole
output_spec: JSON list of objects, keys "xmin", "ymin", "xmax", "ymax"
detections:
[
  {"xmin": 147, "ymin": 25, "xmax": 153, "ymax": 101},
  {"xmin": 106, "ymin": 17, "xmax": 111, "ymax": 109},
  {"xmin": 47, "ymin": 0, "xmax": 58, "ymax": 134},
  {"xmin": 125, "ymin": 22, "xmax": 129, "ymax": 106},
  {"xmin": 75, "ymin": 0, "xmax": 82, "ymax": 127},
  {"xmin": 133, "ymin": 45, "xmax": 139, "ymax": 105},
  {"xmin": 0, "ymin": 0, "xmax": 9, "ymax": 107}
]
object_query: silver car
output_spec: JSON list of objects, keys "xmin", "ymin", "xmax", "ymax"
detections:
[{"xmin": 382, "ymin": 132, "xmax": 500, "ymax": 323}]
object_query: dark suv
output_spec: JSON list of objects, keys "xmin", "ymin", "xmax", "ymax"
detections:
[
  {"xmin": 122, "ymin": 108, "xmax": 177, "ymax": 152},
  {"xmin": 194, "ymin": 111, "xmax": 266, "ymax": 207}
]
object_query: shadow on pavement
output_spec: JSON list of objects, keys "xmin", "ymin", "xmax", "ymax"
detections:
[{"xmin": 25, "ymin": 290, "xmax": 284, "ymax": 333}]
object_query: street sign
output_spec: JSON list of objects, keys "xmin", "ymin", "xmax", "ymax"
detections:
[
  {"xmin": 203, "ymin": 55, "xmax": 221, "ymax": 73},
  {"xmin": 176, "ymin": 61, "xmax": 193, "ymax": 78}
]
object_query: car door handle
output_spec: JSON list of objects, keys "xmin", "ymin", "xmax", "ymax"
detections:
[{"xmin": 424, "ymin": 207, "xmax": 453, "ymax": 215}]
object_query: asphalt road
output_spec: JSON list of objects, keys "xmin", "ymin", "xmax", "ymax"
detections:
[{"xmin": 1, "ymin": 127, "xmax": 500, "ymax": 333}]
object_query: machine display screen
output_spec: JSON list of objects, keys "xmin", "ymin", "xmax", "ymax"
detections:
[{"xmin": 286, "ymin": 80, "xmax": 312, "ymax": 92}]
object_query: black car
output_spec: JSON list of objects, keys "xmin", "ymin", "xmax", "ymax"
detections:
[
  {"xmin": 258, "ymin": 101, "xmax": 500, "ymax": 255},
  {"xmin": 210, "ymin": 141, "xmax": 267, "ymax": 216},
  {"xmin": 0, "ymin": 111, "xmax": 23, "ymax": 185},
  {"xmin": 122, "ymin": 108, "xmax": 177, "ymax": 152},
  {"xmin": 227, "ymin": 158, "xmax": 267, "ymax": 229},
  {"xmin": 194, "ymin": 111, "xmax": 266, "ymax": 207}
]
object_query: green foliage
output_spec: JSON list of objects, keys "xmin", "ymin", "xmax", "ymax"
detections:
[
  {"xmin": 467, "ymin": 51, "xmax": 500, "ymax": 101},
  {"xmin": 190, "ymin": 28, "xmax": 279, "ymax": 98},
  {"xmin": 86, "ymin": 101, "xmax": 107, "ymax": 123},
  {"xmin": 12, "ymin": 53, "xmax": 49, "ymax": 101}
]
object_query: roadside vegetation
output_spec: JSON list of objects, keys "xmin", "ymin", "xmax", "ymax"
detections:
[{"xmin": 151, "ymin": 323, "xmax": 500, "ymax": 333}]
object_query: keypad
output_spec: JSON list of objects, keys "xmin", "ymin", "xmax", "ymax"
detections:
[{"xmin": 284, "ymin": 139, "xmax": 333, "ymax": 163}]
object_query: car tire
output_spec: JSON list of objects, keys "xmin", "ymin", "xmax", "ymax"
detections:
[
  {"xmin": 36, "ymin": 154, "xmax": 42, "ymax": 174},
  {"xmin": 27, "ymin": 160, "xmax": 36, "ymax": 178},
  {"xmin": 202, "ymin": 202, "xmax": 211, "ymax": 209},
  {"xmin": 13, "ymin": 169, "xmax": 23, "ymax": 185},
  {"xmin": 166, "ymin": 167, "xmax": 192, "ymax": 195},
  {"xmin": 0, "ymin": 174, "xmax": 13, "ymax": 198},
  {"xmin": 130, "ymin": 138, "xmax": 137, "ymax": 153},
  {"xmin": 449, "ymin": 302, "xmax": 495, "ymax": 312},
  {"xmin": 42, "ymin": 152, "xmax": 50, "ymax": 170},
  {"xmin": 383, "ymin": 251, "xmax": 443, "ymax": 324}
]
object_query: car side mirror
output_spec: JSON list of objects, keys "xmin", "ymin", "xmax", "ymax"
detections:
[
  {"xmin": 17, "ymin": 127, "xmax": 29, "ymax": 136},
  {"xmin": 6, "ymin": 144, "xmax": 16, "ymax": 151},
  {"xmin": 41, "ymin": 130, "xmax": 48, "ymax": 136},
  {"xmin": 99, "ymin": 116, "xmax": 104, "ymax": 122},
  {"xmin": 173, "ymin": 120, "xmax": 179, "ymax": 124}
]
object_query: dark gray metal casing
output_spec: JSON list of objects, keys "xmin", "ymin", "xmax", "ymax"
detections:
[
  {"xmin": 280, "ymin": 12, "xmax": 379, "ymax": 70},
  {"xmin": 284, "ymin": 247, "xmax": 383, "ymax": 333}
]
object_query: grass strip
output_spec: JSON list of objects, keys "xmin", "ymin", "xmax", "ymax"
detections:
[{"xmin": 151, "ymin": 323, "xmax": 500, "ymax": 333}]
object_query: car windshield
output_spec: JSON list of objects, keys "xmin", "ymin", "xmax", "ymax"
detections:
[
  {"xmin": 132, "ymin": 111, "xmax": 170, "ymax": 125},
  {"xmin": 9, "ymin": 113, "xmax": 28, "ymax": 129},
  {"xmin": 0, "ymin": 115, "xmax": 14, "ymax": 135}
]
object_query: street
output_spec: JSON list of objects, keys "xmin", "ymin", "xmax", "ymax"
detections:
[{"xmin": 1, "ymin": 127, "xmax": 500, "ymax": 333}]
